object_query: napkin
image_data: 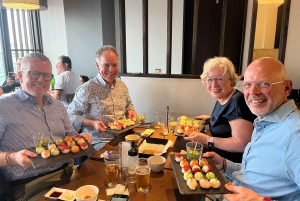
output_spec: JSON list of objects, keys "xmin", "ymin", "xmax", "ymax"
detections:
[{"xmin": 106, "ymin": 184, "xmax": 129, "ymax": 196}]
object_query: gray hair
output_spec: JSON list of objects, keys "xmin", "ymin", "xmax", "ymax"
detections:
[
  {"xmin": 95, "ymin": 45, "xmax": 118, "ymax": 61},
  {"xmin": 21, "ymin": 53, "xmax": 51, "ymax": 70},
  {"xmin": 200, "ymin": 57, "xmax": 241, "ymax": 86}
]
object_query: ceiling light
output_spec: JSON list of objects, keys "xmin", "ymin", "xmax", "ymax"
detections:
[{"xmin": 2, "ymin": 0, "xmax": 48, "ymax": 11}]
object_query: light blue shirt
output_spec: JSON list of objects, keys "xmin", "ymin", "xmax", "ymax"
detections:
[
  {"xmin": 224, "ymin": 100, "xmax": 300, "ymax": 200},
  {"xmin": 67, "ymin": 74, "xmax": 135, "ymax": 145},
  {"xmin": 0, "ymin": 89, "xmax": 76, "ymax": 181}
]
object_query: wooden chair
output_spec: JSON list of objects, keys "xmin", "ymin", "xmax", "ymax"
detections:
[{"xmin": 66, "ymin": 94, "xmax": 75, "ymax": 104}]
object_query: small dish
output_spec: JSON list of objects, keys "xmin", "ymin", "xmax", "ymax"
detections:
[
  {"xmin": 140, "ymin": 129, "xmax": 155, "ymax": 137},
  {"xmin": 44, "ymin": 187, "xmax": 75, "ymax": 200}
]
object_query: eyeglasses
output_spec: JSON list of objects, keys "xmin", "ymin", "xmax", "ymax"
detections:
[
  {"xmin": 243, "ymin": 80, "xmax": 285, "ymax": 93},
  {"xmin": 22, "ymin": 70, "xmax": 54, "ymax": 81},
  {"xmin": 204, "ymin": 76, "xmax": 227, "ymax": 86}
]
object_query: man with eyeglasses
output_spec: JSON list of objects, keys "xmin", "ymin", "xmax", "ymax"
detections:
[
  {"xmin": 204, "ymin": 58, "xmax": 300, "ymax": 200},
  {"xmin": 0, "ymin": 53, "xmax": 92, "ymax": 200}
]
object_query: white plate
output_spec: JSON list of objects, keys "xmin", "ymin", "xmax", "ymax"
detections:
[{"xmin": 44, "ymin": 187, "xmax": 75, "ymax": 200}]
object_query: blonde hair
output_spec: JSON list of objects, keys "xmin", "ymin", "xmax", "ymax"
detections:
[{"xmin": 200, "ymin": 57, "xmax": 241, "ymax": 86}]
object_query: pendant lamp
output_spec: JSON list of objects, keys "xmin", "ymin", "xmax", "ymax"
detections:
[{"xmin": 2, "ymin": 0, "xmax": 48, "ymax": 11}]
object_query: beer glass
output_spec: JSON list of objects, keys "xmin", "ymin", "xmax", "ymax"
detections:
[
  {"xmin": 104, "ymin": 152, "xmax": 120, "ymax": 188},
  {"xmin": 135, "ymin": 158, "xmax": 151, "ymax": 193}
]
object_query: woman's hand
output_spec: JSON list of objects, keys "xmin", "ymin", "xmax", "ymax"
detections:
[
  {"xmin": 223, "ymin": 182, "xmax": 264, "ymax": 201},
  {"xmin": 184, "ymin": 133, "xmax": 209, "ymax": 144},
  {"xmin": 203, "ymin": 151, "xmax": 223, "ymax": 170}
]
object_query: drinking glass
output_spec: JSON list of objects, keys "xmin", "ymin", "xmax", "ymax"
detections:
[
  {"xmin": 104, "ymin": 151, "xmax": 120, "ymax": 188},
  {"xmin": 154, "ymin": 110, "xmax": 162, "ymax": 129},
  {"xmin": 135, "ymin": 158, "xmax": 151, "ymax": 193},
  {"xmin": 186, "ymin": 142, "xmax": 203, "ymax": 161}
]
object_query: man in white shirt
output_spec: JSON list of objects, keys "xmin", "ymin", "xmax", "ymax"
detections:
[{"xmin": 52, "ymin": 55, "xmax": 81, "ymax": 108}]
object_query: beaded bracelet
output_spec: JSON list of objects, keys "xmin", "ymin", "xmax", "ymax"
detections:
[
  {"xmin": 221, "ymin": 157, "xmax": 227, "ymax": 173},
  {"xmin": 263, "ymin": 197, "xmax": 272, "ymax": 201}
]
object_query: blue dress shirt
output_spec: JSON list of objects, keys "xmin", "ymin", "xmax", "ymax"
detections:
[{"xmin": 224, "ymin": 100, "xmax": 300, "ymax": 200}]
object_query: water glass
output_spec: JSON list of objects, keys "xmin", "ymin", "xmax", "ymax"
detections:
[
  {"xmin": 154, "ymin": 110, "xmax": 162, "ymax": 129},
  {"xmin": 104, "ymin": 152, "xmax": 120, "ymax": 188},
  {"xmin": 135, "ymin": 158, "xmax": 151, "ymax": 193}
]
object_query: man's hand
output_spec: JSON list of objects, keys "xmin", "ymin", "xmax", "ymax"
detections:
[
  {"xmin": 203, "ymin": 151, "xmax": 224, "ymax": 170},
  {"xmin": 7, "ymin": 78, "xmax": 15, "ymax": 86},
  {"xmin": 80, "ymin": 132, "xmax": 92, "ymax": 143},
  {"xmin": 224, "ymin": 182, "xmax": 264, "ymax": 201},
  {"xmin": 11, "ymin": 150, "xmax": 37, "ymax": 168},
  {"xmin": 127, "ymin": 110, "xmax": 137, "ymax": 120},
  {"xmin": 93, "ymin": 120, "xmax": 107, "ymax": 132}
]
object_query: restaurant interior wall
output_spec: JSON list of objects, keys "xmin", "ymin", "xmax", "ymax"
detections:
[
  {"xmin": 39, "ymin": 0, "xmax": 67, "ymax": 79},
  {"xmin": 38, "ymin": 0, "xmax": 300, "ymax": 119},
  {"xmin": 285, "ymin": 0, "xmax": 300, "ymax": 89}
]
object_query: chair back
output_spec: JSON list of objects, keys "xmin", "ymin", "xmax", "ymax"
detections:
[{"xmin": 66, "ymin": 93, "xmax": 75, "ymax": 103}]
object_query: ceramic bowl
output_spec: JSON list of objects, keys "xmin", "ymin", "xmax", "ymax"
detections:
[
  {"xmin": 147, "ymin": 155, "xmax": 166, "ymax": 173},
  {"xmin": 125, "ymin": 134, "xmax": 140, "ymax": 143},
  {"xmin": 74, "ymin": 185, "xmax": 99, "ymax": 201}
]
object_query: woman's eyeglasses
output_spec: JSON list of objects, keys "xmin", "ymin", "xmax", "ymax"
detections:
[{"xmin": 204, "ymin": 76, "xmax": 227, "ymax": 86}]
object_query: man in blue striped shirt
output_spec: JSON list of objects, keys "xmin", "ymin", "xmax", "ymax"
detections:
[{"xmin": 0, "ymin": 53, "xmax": 91, "ymax": 201}]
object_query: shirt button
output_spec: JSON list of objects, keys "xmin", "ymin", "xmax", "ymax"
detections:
[{"xmin": 257, "ymin": 132, "xmax": 260, "ymax": 135}]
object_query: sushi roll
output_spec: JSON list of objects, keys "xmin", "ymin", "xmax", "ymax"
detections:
[
  {"xmin": 41, "ymin": 150, "xmax": 50, "ymax": 159},
  {"xmin": 80, "ymin": 142, "xmax": 88, "ymax": 150},
  {"xmin": 61, "ymin": 146, "xmax": 70, "ymax": 154},
  {"xmin": 71, "ymin": 145, "xmax": 79, "ymax": 153},
  {"xmin": 67, "ymin": 140, "xmax": 75, "ymax": 147},
  {"xmin": 50, "ymin": 148, "xmax": 59, "ymax": 156},
  {"xmin": 36, "ymin": 146, "xmax": 45, "ymax": 154}
]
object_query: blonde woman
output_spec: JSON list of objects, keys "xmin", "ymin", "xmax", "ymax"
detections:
[{"xmin": 184, "ymin": 57, "xmax": 256, "ymax": 162}]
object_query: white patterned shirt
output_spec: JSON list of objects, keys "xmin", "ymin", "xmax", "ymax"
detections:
[
  {"xmin": 67, "ymin": 74, "xmax": 135, "ymax": 145},
  {"xmin": 0, "ymin": 89, "xmax": 77, "ymax": 181}
]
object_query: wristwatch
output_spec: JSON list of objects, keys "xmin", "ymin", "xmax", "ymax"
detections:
[{"xmin": 208, "ymin": 136, "xmax": 214, "ymax": 147}]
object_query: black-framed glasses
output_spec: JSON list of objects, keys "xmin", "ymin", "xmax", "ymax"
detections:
[
  {"xmin": 22, "ymin": 70, "xmax": 54, "ymax": 81},
  {"xmin": 243, "ymin": 80, "xmax": 285, "ymax": 93},
  {"xmin": 204, "ymin": 76, "xmax": 227, "ymax": 86}
]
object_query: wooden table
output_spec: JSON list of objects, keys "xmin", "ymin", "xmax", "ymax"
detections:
[{"xmin": 38, "ymin": 126, "xmax": 207, "ymax": 201}]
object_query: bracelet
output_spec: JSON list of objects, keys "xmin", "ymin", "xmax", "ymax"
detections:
[
  {"xmin": 263, "ymin": 197, "xmax": 272, "ymax": 201},
  {"xmin": 3, "ymin": 152, "xmax": 11, "ymax": 166},
  {"xmin": 3, "ymin": 152, "xmax": 9, "ymax": 165},
  {"xmin": 221, "ymin": 157, "xmax": 227, "ymax": 173},
  {"xmin": 6, "ymin": 152, "xmax": 12, "ymax": 166}
]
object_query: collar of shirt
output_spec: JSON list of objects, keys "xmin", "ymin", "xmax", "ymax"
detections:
[
  {"xmin": 254, "ymin": 99, "xmax": 297, "ymax": 125},
  {"xmin": 96, "ymin": 74, "xmax": 117, "ymax": 88},
  {"xmin": 15, "ymin": 89, "xmax": 53, "ymax": 105}
]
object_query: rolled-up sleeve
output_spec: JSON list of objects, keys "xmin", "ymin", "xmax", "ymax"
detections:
[{"xmin": 224, "ymin": 159, "xmax": 241, "ymax": 181}]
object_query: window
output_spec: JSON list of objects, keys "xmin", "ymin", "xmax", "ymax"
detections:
[{"xmin": 0, "ymin": 8, "xmax": 43, "ymax": 83}]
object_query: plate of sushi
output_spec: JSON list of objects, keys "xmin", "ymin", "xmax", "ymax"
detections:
[
  {"xmin": 170, "ymin": 153, "xmax": 231, "ymax": 195},
  {"xmin": 29, "ymin": 134, "xmax": 96, "ymax": 169},
  {"xmin": 106, "ymin": 118, "xmax": 141, "ymax": 135},
  {"xmin": 174, "ymin": 116, "xmax": 205, "ymax": 136}
]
